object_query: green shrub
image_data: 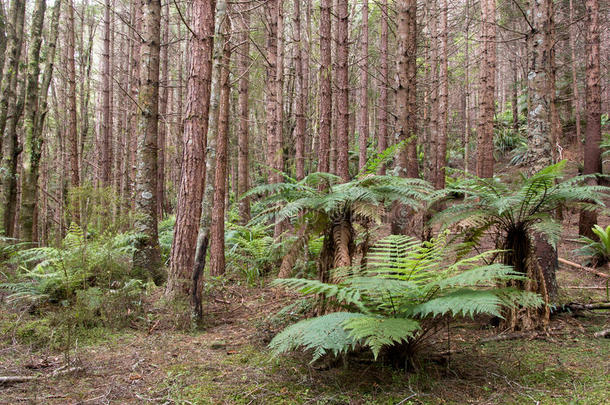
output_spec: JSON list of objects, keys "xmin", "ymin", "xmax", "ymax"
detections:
[
  {"xmin": 575, "ymin": 225, "xmax": 610, "ymax": 267},
  {"xmin": 1, "ymin": 224, "xmax": 139, "ymax": 306}
]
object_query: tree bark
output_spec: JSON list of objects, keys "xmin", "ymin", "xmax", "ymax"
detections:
[
  {"xmin": 237, "ymin": 5, "xmax": 251, "ymax": 221},
  {"xmin": 436, "ymin": 0, "xmax": 448, "ymax": 189},
  {"xmin": 19, "ymin": 0, "xmax": 47, "ymax": 242},
  {"xmin": 133, "ymin": 0, "xmax": 162, "ymax": 283},
  {"xmin": 0, "ymin": 0, "xmax": 26, "ymax": 236},
  {"xmin": 101, "ymin": 0, "xmax": 113, "ymax": 187},
  {"xmin": 294, "ymin": 0, "xmax": 306, "ymax": 180},
  {"xmin": 264, "ymin": 0, "xmax": 279, "ymax": 180},
  {"xmin": 376, "ymin": 0, "xmax": 388, "ymax": 175},
  {"xmin": 65, "ymin": 0, "xmax": 80, "ymax": 223},
  {"xmin": 568, "ymin": 0, "xmax": 581, "ymax": 144},
  {"xmin": 318, "ymin": 0, "xmax": 332, "ymax": 174},
  {"xmin": 157, "ymin": 1, "xmax": 169, "ymax": 218},
  {"xmin": 427, "ymin": 1, "xmax": 438, "ymax": 183},
  {"xmin": 578, "ymin": 0, "xmax": 601, "ymax": 238},
  {"xmin": 335, "ymin": 0, "xmax": 349, "ymax": 181},
  {"xmin": 0, "ymin": 2, "xmax": 7, "ymax": 89},
  {"xmin": 391, "ymin": 0, "xmax": 418, "ymax": 236},
  {"xmin": 357, "ymin": 0, "xmax": 369, "ymax": 171},
  {"xmin": 476, "ymin": 0, "xmax": 496, "ymax": 178},
  {"xmin": 166, "ymin": 0, "xmax": 216, "ymax": 301},
  {"xmin": 209, "ymin": 17, "xmax": 232, "ymax": 277}
]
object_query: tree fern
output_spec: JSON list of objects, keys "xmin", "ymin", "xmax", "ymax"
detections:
[
  {"xmin": 247, "ymin": 172, "xmax": 431, "ymax": 280},
  {"xmin": 431, "ymin": 161, "xmax": 610, "ymax": 329},
  {"xmin": 269, "ymin": 234, "xmax": 542, "ymax": 363}
]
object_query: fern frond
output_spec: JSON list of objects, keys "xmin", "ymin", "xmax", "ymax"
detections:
[
  {"xmin": 409, "ymin": 289, "xmax": 507, "ymax": 318},
  {"xmin": 268, "ymin": 312, "xmax": 364, "ymax": 362},
  {"xmin": 343, "ymin": 316, "xmax": 420, "ymax": 359}
]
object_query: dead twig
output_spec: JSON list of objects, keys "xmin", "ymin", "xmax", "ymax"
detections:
[{"xmin": 558, "ymin": 257, "xmax": 609, "ymax": 279}]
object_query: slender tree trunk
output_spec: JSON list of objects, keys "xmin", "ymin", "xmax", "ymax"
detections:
[
  {"xmin": 568, "ymin": 0, "xmax": 581, "ymax": 144},
  {"xmin": 512, "ymin": 67, "xmax": 519, "ymax": 134},
  {"xmin": 128, "ymin": 3, "xmax": 143, "ymax": 210},
  {"xmin": 578, "ymin": 0, "xmax": 601, "ymax": 238},
  {"xmin": 0, "ymin": 2, "xmax": 7, "ymax": 88},
  {"xmin": 476, "ymin": 0, "xmax": 496, "ymax": 178},
  {"xmin": 464, "ymin": 0, "xmax": 471, "ymax": 173},
  {"xmin": 166, "ymin": 0, "xmax": 216, "ymax": 312},
  {"xmin": 335, "ymin": 0, "xmax": 349, "ymax": 181},
  {"xmin": 0, "ymin": 0, "xmax": 25, "ymax": 150},
  {"xmin": 428, "ymin": 1, "xmax": 438, "ymax": 183},
  {"xmin": 357, "ymin": 0, "xmax": 369, "ymax": 170},
  {"xmin": 237, "ymin": 5, "xmax": 251, "ymax": 221},
  {"xmin": 395, "ymin": 0, "xmax": 418, "ymax": 179},
  {"xmin": 27, "ymin": 0, "xmax": 61, "ymax": 241},
  {"xmin": 391, "ymin": 0, "xmax": 418, "ymax": 235},
  {"xmin": 294, "ymin": 0, "xmax": 306, "ymax": 180},
  {"xmin": 377, "ymin": 0, "xmax": 388, "ymax": 175},
  {"xmin": 318, "ymin": 0, "xmax": 331, "ymax": 173},
  {"xmin": 19, "ymin": 0, "xmax": 47, "ymax": 242},
  {"xmin": 0, "ymin": 0, "xmax": 26, "ymax": 236},
  {"xmin": 133, "ymin": 0, "xmax": 162, "ymax": 282},
  {"xmin": 157, "ymin": 1, "xmax": 169, "ymax": 218},
  {"xmin": 65, "ymin": 0, "xmax": 80, "ymax": 223},
  {"xmin": 436, "ymin": 0, "xmax": 448, "ymax": 189},
  {"xmin": 167, "ymin": 0, "xmax": 216, "ymax": 295},
  {"xmin": 101, "ymin": 0, "xmax": 112, "ymax": 186},
  {"xmin": 209, "ymin": 18, "xmax": 232, "ymax": 277},
  {"xmin": 264, "ymin": 0, "xmax": 279, "ymax": 181}
]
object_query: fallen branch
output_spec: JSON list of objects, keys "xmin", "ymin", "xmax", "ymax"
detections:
[
  {"xmin": 0, "ymin": 366, "xmax": 83, "ymax": 385},
  {"xmin": 594, "ymin": 328, "xmax": 610, "ymax": 338},
  {"xmin": 558, "ymin": 258, "xmax": 609, "ymax": 279},
  {"xmin": 0, "ymin": 375, "xmax": 37, "ymax": 384},
  {"xmin": 552, "ymin": 302, "xmax": 610, "ymax": 315}
]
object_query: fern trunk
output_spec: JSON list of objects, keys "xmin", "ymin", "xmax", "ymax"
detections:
[{"xmin": 502, "ymin": 228, "xmax": 549, "ymax": 330}]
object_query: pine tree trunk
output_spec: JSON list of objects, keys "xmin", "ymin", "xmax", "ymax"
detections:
[
  {"xmin": 101, "ymin": 0, "xmax": 112, "ymax": 186},
  {"xmin": 476, "ymin": 0, "xmax": 496, "ymax": 178},
  {"xmin": 0, "ymin": 0, "xmax": 26, "ymax": 236},
  {"xmin": 0, "ymin": 2, "xmax": 7, "ymax": 88},
  {"xmin": 428, "ymin": 1, "xmax": 438, "ymax": 183},
  {"xmin": 464, "ymin": 0, "xmax": 471, "ymax": 173},
  {"xmin": 157, "ymin": 2, "xmax": 169, "ymax": 218},
  {"xmin": 436, "ymin": 0, "xmax": 448, "ymax": 189},
  {"xmin": 264, "ymin": 0, "xmax": 279, "ymax": 181},
  {"xmin": 0, "ymin": 0, "xmax": 25, "ymax": 151},
  {"xmin": 294, "ymin": 0, "xmax": 306, "ymax": 180},
  {"xmin": 578, "ymin": 0, "xmax": 601, "ymax": 238},
  {"xmin": 19, "ymin": 0, "xmax": 47, "ymax": 242},
  {"xmin": 209, "ymin": 17, "xmax": 232, "ymax": 277},
  {"xmin": 166, "ymin": 0, "xmax": 216, "ymax": 301},
  {"xmin": 65, "ymin": 0, "xmax": 80, "ymax": 223},
  {"xmin": 237, "ymin": 5, "xmax": 251, "ymax": 221},
  {"xmin": 335, "ymin": 0, "xmax": 349, "ymax": 182},
  {"xmin": 391, "ymin": 0, "xmax": 418, "ymax": 235},
  {"xmin": 568, "ymin": 0, "xmax": 581, "ymax": 144},
  {"xmin": 127, "ymin": 3, "xmax": 143, "ymax": 211},
  {"xmin": 357, "ymin": 0, "xmax": 369, "ymax": 171},
  {"xmin": 377, "ymin": 0, "xmax": 388, "ymax": 175},
  {"xmin": 133, "ymin": 0, "xmax": 162, "ymax": 282},
  {"xmin": 318, "ymin": 0, "xmax": 332, "ymax": 174}
]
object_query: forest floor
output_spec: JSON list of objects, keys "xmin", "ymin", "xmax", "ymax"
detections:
[{"xmin": 0, "ymin": 253, "xmax": 608, "ymax": 405}]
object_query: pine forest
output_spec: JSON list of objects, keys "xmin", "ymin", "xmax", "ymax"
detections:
[{"xmin": 0, "ymin": 0, "xmax": 609, "ymax": 403}]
